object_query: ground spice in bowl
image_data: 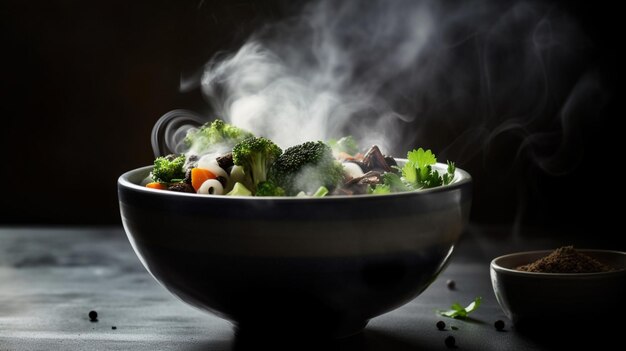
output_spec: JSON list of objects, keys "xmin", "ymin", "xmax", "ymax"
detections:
[{"xmin": 516, "ymin": 246, "xmax": 613, "ymax": 273}]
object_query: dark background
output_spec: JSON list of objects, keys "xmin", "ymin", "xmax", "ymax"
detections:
[{"xmin": 0, "ymin": 1, "xmax": 620, "ymax": 238}]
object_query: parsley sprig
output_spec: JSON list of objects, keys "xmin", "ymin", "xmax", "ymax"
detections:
[
  {"xmin": 438, "ymin": 297, "xmax": 482, "ymax": 319},
  {"xmin": 369, "ymin": 147, "xmax": 456, "ymax": 194}
]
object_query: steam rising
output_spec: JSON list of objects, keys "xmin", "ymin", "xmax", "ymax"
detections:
[
  {"xmin": 176, "ymin": 0, "xmax": 604, "ymax": 175},
  {"xmin": 194, "ymin": 0, "xmax": 434, "ymax": 152}
]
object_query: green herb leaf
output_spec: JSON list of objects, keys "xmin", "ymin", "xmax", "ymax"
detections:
[
  {"xmin": 443, "ymin": 161, "xmax": 456, "ymax": 185},
  {"xmin": 370, "ymin": 184, "xmax": 391, "ymax": 195},
  {"xmin": 402, "ymin": 148, "xmax": 455, "ymax": 189},
  {"xmin": 464, "ymin": 296, "xmax": 481, "ymax": 314},
  {"xmin": 382, "ymin": 173, "xmax": 412, "ymax": 192},
  {"xmin": 438, "ymin": 297, "xmax": 482, "ymax": 319},
  {"xmin": 410, "ymin": 148, "xmax": 437, "ymax": 170}
]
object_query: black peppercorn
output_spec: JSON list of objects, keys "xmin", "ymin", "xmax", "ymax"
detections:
[
  {"xmin": 494, "ymin": 320, "xmax": 505, "ymax": 331},
  {"xmin": 446, "ymin": 279, "xmax": 456, "ymax": 289},
  {"xmin": 445, "ymin": 335, "xmax": 456, "ymax": 348},
  {"xmin": 436, "ymin": 321, "xmax": 446, "ymax": 330},
  {"xmin": 88, "ymin": 310, "xmax": 98, "ymax": 321}
]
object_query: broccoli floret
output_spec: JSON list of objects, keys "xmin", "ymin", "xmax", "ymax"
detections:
[
  {"xmin": 327, "ymin": 136, "xmax": 359, "ymax": 155},
  {"xmin": 184, "ymin": 119, "xmax": 253, "ymax": 154},
  {"xmin": 255, "ymin": 181, "xmax": 286, "ymax": 197},
  {"xmin": 226, "ymin": 182, "xmax": 252, "ymax": 196},
  {"xmin": 268, "ymin": 141, "xmax": 345, "ymax": 195},
  {"xmin": 232, "ymin": 137, "xmax": 282, "ymax": 191},
  {"xmin": 151, "ymin": 154, "xmax": 186, "ymax": 183}
]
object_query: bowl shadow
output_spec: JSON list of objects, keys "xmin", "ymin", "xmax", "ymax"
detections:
[{"xmin": 231, "ymin": 326, "xmax": 433, "ymax": 351}]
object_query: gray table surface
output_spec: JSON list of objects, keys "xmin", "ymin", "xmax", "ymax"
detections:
[{"xmin": 0, "ymin": 226, "xmax": 622, "ymax": 350}]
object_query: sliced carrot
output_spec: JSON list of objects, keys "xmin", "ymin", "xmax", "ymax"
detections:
[
  {"xmin": 337, "ymin": 151, "xmax": 355, "ymax": 161},
  {"xmin": 146, "ymin": 182, "xmax": 167, "ymax": 190},
  {"xmin": 191, "ymin": 168, "xmax": 217, "ymax": 192}
]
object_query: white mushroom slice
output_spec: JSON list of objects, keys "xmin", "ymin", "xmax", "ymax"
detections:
[
  {"xmin": 342, "ymin": 162, "xmax": 364, "ymax": 179},
  {"xmin": 197, "ymin": 155, "xmax": 228, "ymax": 179},
  {"xmin": 197, "ymin": 179, "xmax": 224, "ymax": 195}
]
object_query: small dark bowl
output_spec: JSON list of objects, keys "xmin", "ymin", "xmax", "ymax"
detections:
[
  {"xmin": 491, "ymin": 250, "xmax": 626, "ymax": 329},
  {"xmin": 118, "ymin": 163, "xmax": 472, "ymax": 338}
]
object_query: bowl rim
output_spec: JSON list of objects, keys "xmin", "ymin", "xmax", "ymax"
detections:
[
  {"xmin": 118, "ymin": 160, "xmax": 472, "ymax": 201},
  {"xmin": 490, "ymin": 249, "xmax": 626, "ymax": 277}
]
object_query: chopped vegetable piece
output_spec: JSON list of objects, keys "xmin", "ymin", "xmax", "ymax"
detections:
[
  {"xmin": 167, "ymin": 182, "xmax": 194, "ymax": 193},
  {"xmin": 197, "ymin": 179, "xmax": 224, "ymax": 195},
  {"xmin": 146, "ymin": 182, "xmax": 167, "ymax": 190},
  {"xmin": 255, "ymin": 181, "xmax": 286, "ymax": 197},
  {"xmin": 226, "ymin": 182, "xmax": 252, "ymax": 196},
  {"xmin": 191, "ymin": 168, "xmax": 217, "ymax": 192},
  {"xmin": 232, "ymin": 136, "xmax": 282, "ymax": 191},
  {"xmin": 328, "ymin": 136, "xmax": 359, "ymax": 156},
  {"xmin": 268, "ymin": 141, "xmax": 344, "ymax": 195},
  {"xmin": 152, "ymin": 154, "xmax": 186, "ymax": 183},
  {"xmin": 402, "ymin": 148, "xmax": 454, "ymax": 189},
  {"xmin": 312, "ymin": 186, "xmax": 329, "ymax": 197},
  {"xmin": 369, "ymin": 184, "xmax": 391, "ymax": 195},
  {"xmin": 184, "ymin": 119, "xmax": 253, "ymax": 154}
]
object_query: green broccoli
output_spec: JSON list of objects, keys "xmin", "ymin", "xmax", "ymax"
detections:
[
  {"xmin": 151, "ymin": 154, "xmax": 186, "ymax": 183},
  {"xmin": 327, "ymin": 136, "xmax": 359, "ymax": 155},
  {"xmin": 268, "ymin": 141, "xmax": 345, "ymax": 195},
  {"xmin": 226, "ymin": 182, "xmax": 252, "ymax": 196},
  {"xmin": 184, "ymin": 119, "xmax": 253, "ymax": 154},
  {"xmin": 232, "ymin": 137, "xmax": 282, "ymax": 191},
  {"xmin": 255, "ymin": 181, "xmax": 286, "ymax": 197}
]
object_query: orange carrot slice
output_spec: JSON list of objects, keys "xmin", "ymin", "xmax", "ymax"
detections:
[
  {"xmin": 337, "ymin": 151, "xmax": 355, "ymax": 161},
  {"xmin": 191, "ymin": 168, "xmax": 217, "ymax": 192},
  {"xmin": 146, "ymin": 182, "xmax": 167, "ymax": 190}
]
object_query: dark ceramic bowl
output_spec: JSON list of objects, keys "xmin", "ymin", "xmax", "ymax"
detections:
[
  {"xmin": 491, "ymin": 250, "xmax": 626, "ymax": 329},
  {"xmin": 118, "ymin": 163, "xmax": 472, "ymax": 338}
]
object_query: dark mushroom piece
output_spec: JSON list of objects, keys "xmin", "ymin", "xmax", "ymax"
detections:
[
  {"xmin": 362, "ymin": 145, "xmax": 392, "ymax": 173},
  {"xmin": 168, "ymin": 182, "xmax": 195, "ymax": 193},
  {"xmin": 384, "ymin": 156, "xmax": 398, "ymax": 171},
  {"xmin": 216, "ymin": 152, "xmax": 234, "ymax": 170},
  {"xmin": 345, "ymin": 171, "xmax": 383, "ymax": 186},
  {"xmin": 184, "ymin": 155, "xmax": 199, "ymax": 173},
  {"xmin": 183, "ymin": 169, "xmax": 192, "ymax": 184},
  {"xmin": 336, "ymin": 171, "xmax": 383, "ymax": 195},
  {"xmin": 331, "ymin": 187, "xmax": 355, "ymax": 196}
]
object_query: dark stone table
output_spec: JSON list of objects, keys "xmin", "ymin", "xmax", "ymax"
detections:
[{"xmin": 0, "ymin": 226, "xmax": 622, "ymax": 350}]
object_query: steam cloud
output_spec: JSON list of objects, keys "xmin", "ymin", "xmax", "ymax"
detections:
[{"xmin": 175, "ymin": 0, "xmax": 605, "ymax": 175}]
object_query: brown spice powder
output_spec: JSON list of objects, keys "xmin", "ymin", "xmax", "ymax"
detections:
[{"xmin": 517, "ymin": 246, "xmax": 612, "ymax": 273}]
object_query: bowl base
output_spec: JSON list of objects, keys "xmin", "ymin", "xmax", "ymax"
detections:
[{"xmin": 234, "ymin": 319, "xmax": 369, "ymax": 341}]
